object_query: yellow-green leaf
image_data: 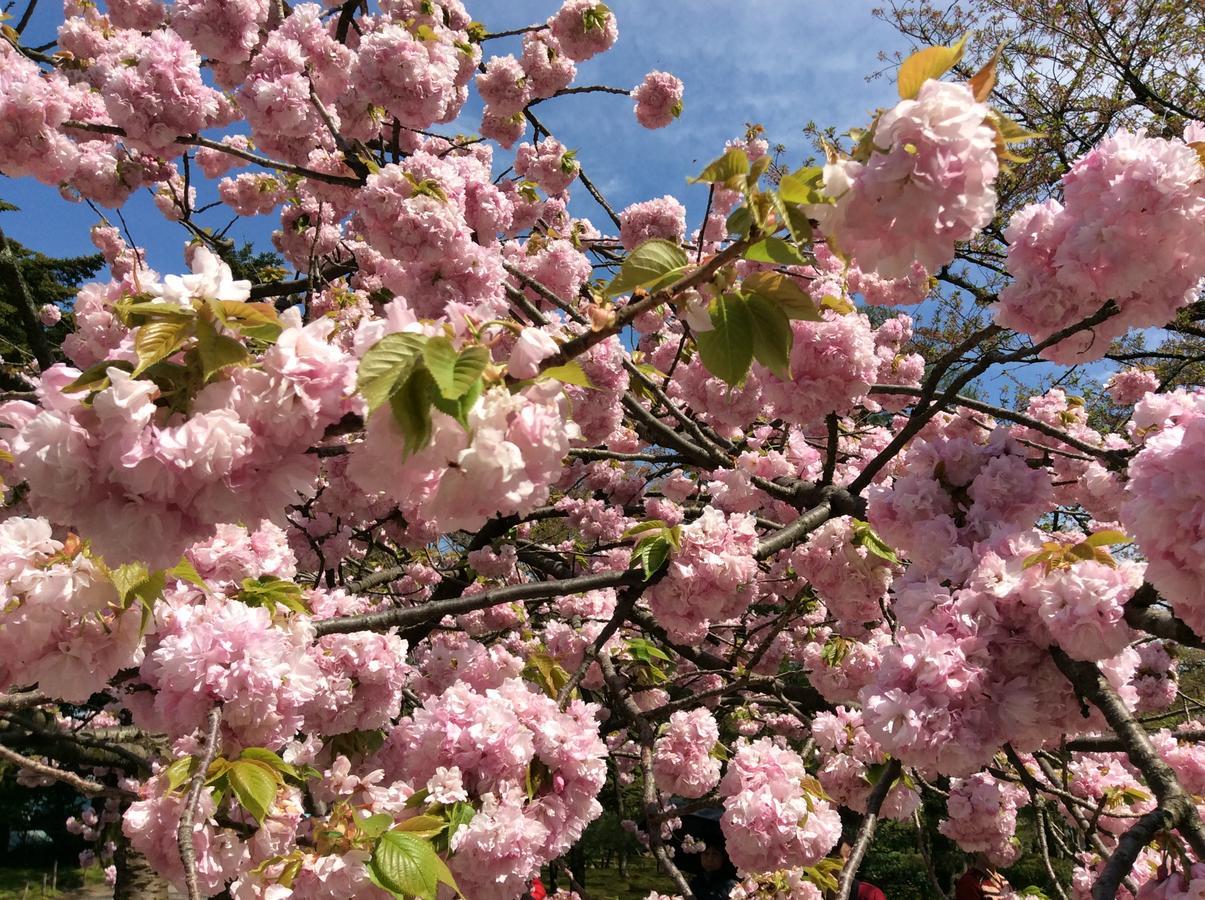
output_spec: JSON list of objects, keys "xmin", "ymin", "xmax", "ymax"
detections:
[
  {"xmin": 744, "ymin": 236, "xmax": 808, "ymax": 266},
  {"xmin": 422, "ymin": 338, "xmax": 489, "ymax": 401},
  {"xmin": 897, "ymin": 33, "xmax": 968, "ymax": 99},
  {"xmin": 133, "ymin": 319, "xmax": 192, "ymax": 376},
  {"xmin": 357, "ymin": 332, "xmax": 426, "ymax": 414},
  {"xmin": 604, "ymin": 239, "xmax": 689, "ymax": 298},
  {"xmin": 196, "ymin": 316, "xmax": 249, "ymax": 381},
  {"xmin": 1083, "ymin": 530, "xmax": 1129, "ymax": 548},
  {"xmin": 687, "ymin": 147, "xmax": 750, "ymax": 188},
  {"xmin": 228, "ymin": 759, "xmax": 280, "ymax": 825},
  {"xmin": 389, "ymin": 367, "xmax": 438, "ymax": 458},
  {"xmin": 540, "ymin": 361, "xmax": 595, "ymax": 389},
  {"xmin": 742, "ymin": 271, "xmax": 821, "ymax": 321}
]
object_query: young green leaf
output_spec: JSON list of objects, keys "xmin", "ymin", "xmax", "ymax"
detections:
[
  {"xmin": 227, "ymin": 759, "xmax": 280, "ymax": 825},
  {"xmin": 62, "ymin": 359, "xmax": 135, "ymax": 396},
  {"xmin": 163, "ymin": 756, "xmax": 196, "ymax": 793},
  {"xmin": 777, "ymin": 167, "xmax": 825, "ymax": 205},
  {"xmin": 389, "ymin": 367, "xmax": 439, "ymax": 457},
  {"xmin": 358, "ymin": 813, "xmax": 395, "ymax": 841},
  {"xmin": 695, "ymin": 292, "xmax": 754, "ymax": 387},
  {"xmin": 422, "ymin": 338, "xmax": 489, "ymax": 401},
  {"xmin": 357, "ymin": 332, "xmax": 426, "ymax": 414},
  {"xmin": 370, "ymin": 832, "xmax": 459, "ymax": 900},
  {"xmin": 540, "ymin": 361, "xmax": 595, "ymax": 389},
  {"xmin": 167, "ymin": 557, "xmax": 207, "ymax": 591},
  {"xmin": 745, "ymin": 293, "xmax": 794, "ymax": 378},
  {"xmin": 395, "ymin": 815, "xmax": 447, "ymax": 839},
  {"xmin": 687, "ymin": 147, "xmax": 750, "ymax": 188},
  {"xmin": 133, "ymin": 319, "xmax": 192, "ymax": 376},
  {"xmin": 1083, "ymin": 529, "xmax": 1130, "ymax": 548},
  {"xmin": 238, "ymin": 747, "xmax": 300, "ymax": 781},
  {"xmin": 897, "ymin": 33, "xmax": 969, "ymax": 99},
  {"xmin": 195, "ymin": 315, "xmax": 249, "ymax": 381},
  {"xmin": 742, "ymin": 271, "xmax": 821, "ymax": 321},
  {"xmin": 744, "ymin": 236, "xmax": 809, "ymax": 267},
  {"xmin": 209, "ymin": 301, "xmax": 283, "ymax": 344},
  {"xmin": 604, "ymin": 239, "xmax": 689, "ymax": 298}
]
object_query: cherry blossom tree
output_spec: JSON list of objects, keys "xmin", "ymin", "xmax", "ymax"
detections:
[{"xmin": 0, "ymin": 2, "xmax": 1203, "ymax": 899}]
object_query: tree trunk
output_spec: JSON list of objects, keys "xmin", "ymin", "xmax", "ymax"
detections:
[{"xmin": 114, "ymin": 836, "xmax": 172, "ymax": 900}]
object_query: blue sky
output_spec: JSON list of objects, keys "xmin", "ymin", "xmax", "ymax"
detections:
[{"xmin": 0, "ymin": 0, "xmax": 911, "ymax": 272}]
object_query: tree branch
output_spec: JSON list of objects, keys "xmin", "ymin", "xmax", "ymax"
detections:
[
  {"xmin": 836, "ymin": 758, "xmax": 902, "ymax": 900},
  {"xmin": 178, "ymin": 707, "xmax": 222, "ymax": 900},
  {"xmin": 314, "ymin": 569, "xmax": 638, "ymax": 636},
  {"xmin": 0, "ymin": 741, "xmax": 135, "ymax": 799}
]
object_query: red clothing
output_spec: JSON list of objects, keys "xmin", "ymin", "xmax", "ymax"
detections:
[
  {"xmin": 855, "ymin": 881, "xmax": 886, "ymax": 900},
  {"xmin": 956, "ymin": 868, "xmax": 1007, "ymax": 900},
  {"xmin": 527, "ymin": 878, "xmax": 547, "ymax": 900}
]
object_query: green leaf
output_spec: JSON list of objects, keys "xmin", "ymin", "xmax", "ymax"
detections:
[
  {"xmin": 745, "ymin": 293, "xmax": 793, "ymax": 378},
  {"xmin": 164, "ymin": 756, "xmax": 195, "ymax": 793},
  {"xmin": 228, "ymin": 759, "xmax": 280, "ymax": 825},
  {"xmin": 195, "ymin": 316, "xmax": 249, "ymax": 381},
  {"xmin": 370, "ymin": 832, "xmax": 459, "ymax": 900},
  {"xmin": 742, "ymin": 271, "xmax": 821, "ymax": 321},
  {"xmin": 443, "ymin": 802, "xmax": 475, "ymax": 847},
  {"xmin": 897, "ymin": 33, "xmax": 968, "ymax": 99},
  {"xmin": 540, "ymin": 361, "xmax": 596, "ymax": 389},
  {"xmin": 237, "ymin": 575, "xmax": 310, "ymax": 616},
  {"xmin": 238, "ymin": 747, "xmax": 300, "ymax": 781},
  {"xmin": 358, "ymin": 813, "xmax": 395, "ymax": 840},
  {"xmin": 396, "ymin": 815, "xmax": 446, "ymax": 839},
  {"xmin": 688, "ymin": 148, "xmax": 750, "ymax": 187},
  {"xmin": 523, "ymin": 650, "xmax": 571, "ymax": 699},
  {"xmin": 114, "ymin": 299, "xmax": 197, "ymax": 327},
  {"xmin": 695, "ymin": 292, "xmax": 754, "ymax": 387},
  {"xmin": 777, "ymin": 167, "xmax": 825, "ymax": 205},
  {"xmin": 744, "ymin": 236, "xmax": 808, "ymax": 267},
  {"xmin": 357, "ymin": 332, "xmax": 426, "ymax": 414},
  {"xmin": 209, "ymin": 301, "xmax": 282, "ymax": 344},
  {"xmin": 820, "ymin": 293, "xmax": 855, "ymax": 315},
  {"xmin": 167, "ymin": 558, "xmax": 207, "ymax": 591},
  {"xmin": 1083, "ymin": 530, "xmax": 1130, "ymax": 548},
  {"xmin": 133, "ymin": 319, "xmax": 192, "ymax": 376},
  {"xmin": 772, "ymin": 195, "xmax": 814, "ymax": 244},
  {"xmin": 626, "ymin": 637, "xmax": 671, "ymax": 663},
  {"xmin": 622, "ymin": 520, "xmax": 670, "ymax": 540},
  {"xmin": 62, "ymin": 360, "xmax": 135, "ymax": 396},
  {"xmin": 604, "ymin": 239, "xmax": 689, "ymax": 298},
  {"xmin": 422, "ymin": 338, "xmax": 489, "ymax": 401},
  {"xmin": 851, "ymin": 520, "xmax": 900, "ymax": 565},
  {"xmin": 631, "ymin": 535, "xmax": 673, "ymax": 581},
  {"xmin": 389, "ymin": 367, "xmax": 439, "ymax": 457},
  {"xmin": 430, "ymin": 376, "xmax": 481, "ymax": 431},
  {"xmin": 725, "ymin": 206, "xmax": 753, "ymax": 239}
]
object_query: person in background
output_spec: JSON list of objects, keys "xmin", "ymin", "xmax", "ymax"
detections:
[
  {"xmin": 955, "ymin": 853, "xmax": 1011, "ymax": 900},
  {"xmin": 834, "ymin": 838, "xmax": 887, "ymax": 900},
  {"xmin": 689, "ymin": 843, "xmax": 739, "ymax": 900}
]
